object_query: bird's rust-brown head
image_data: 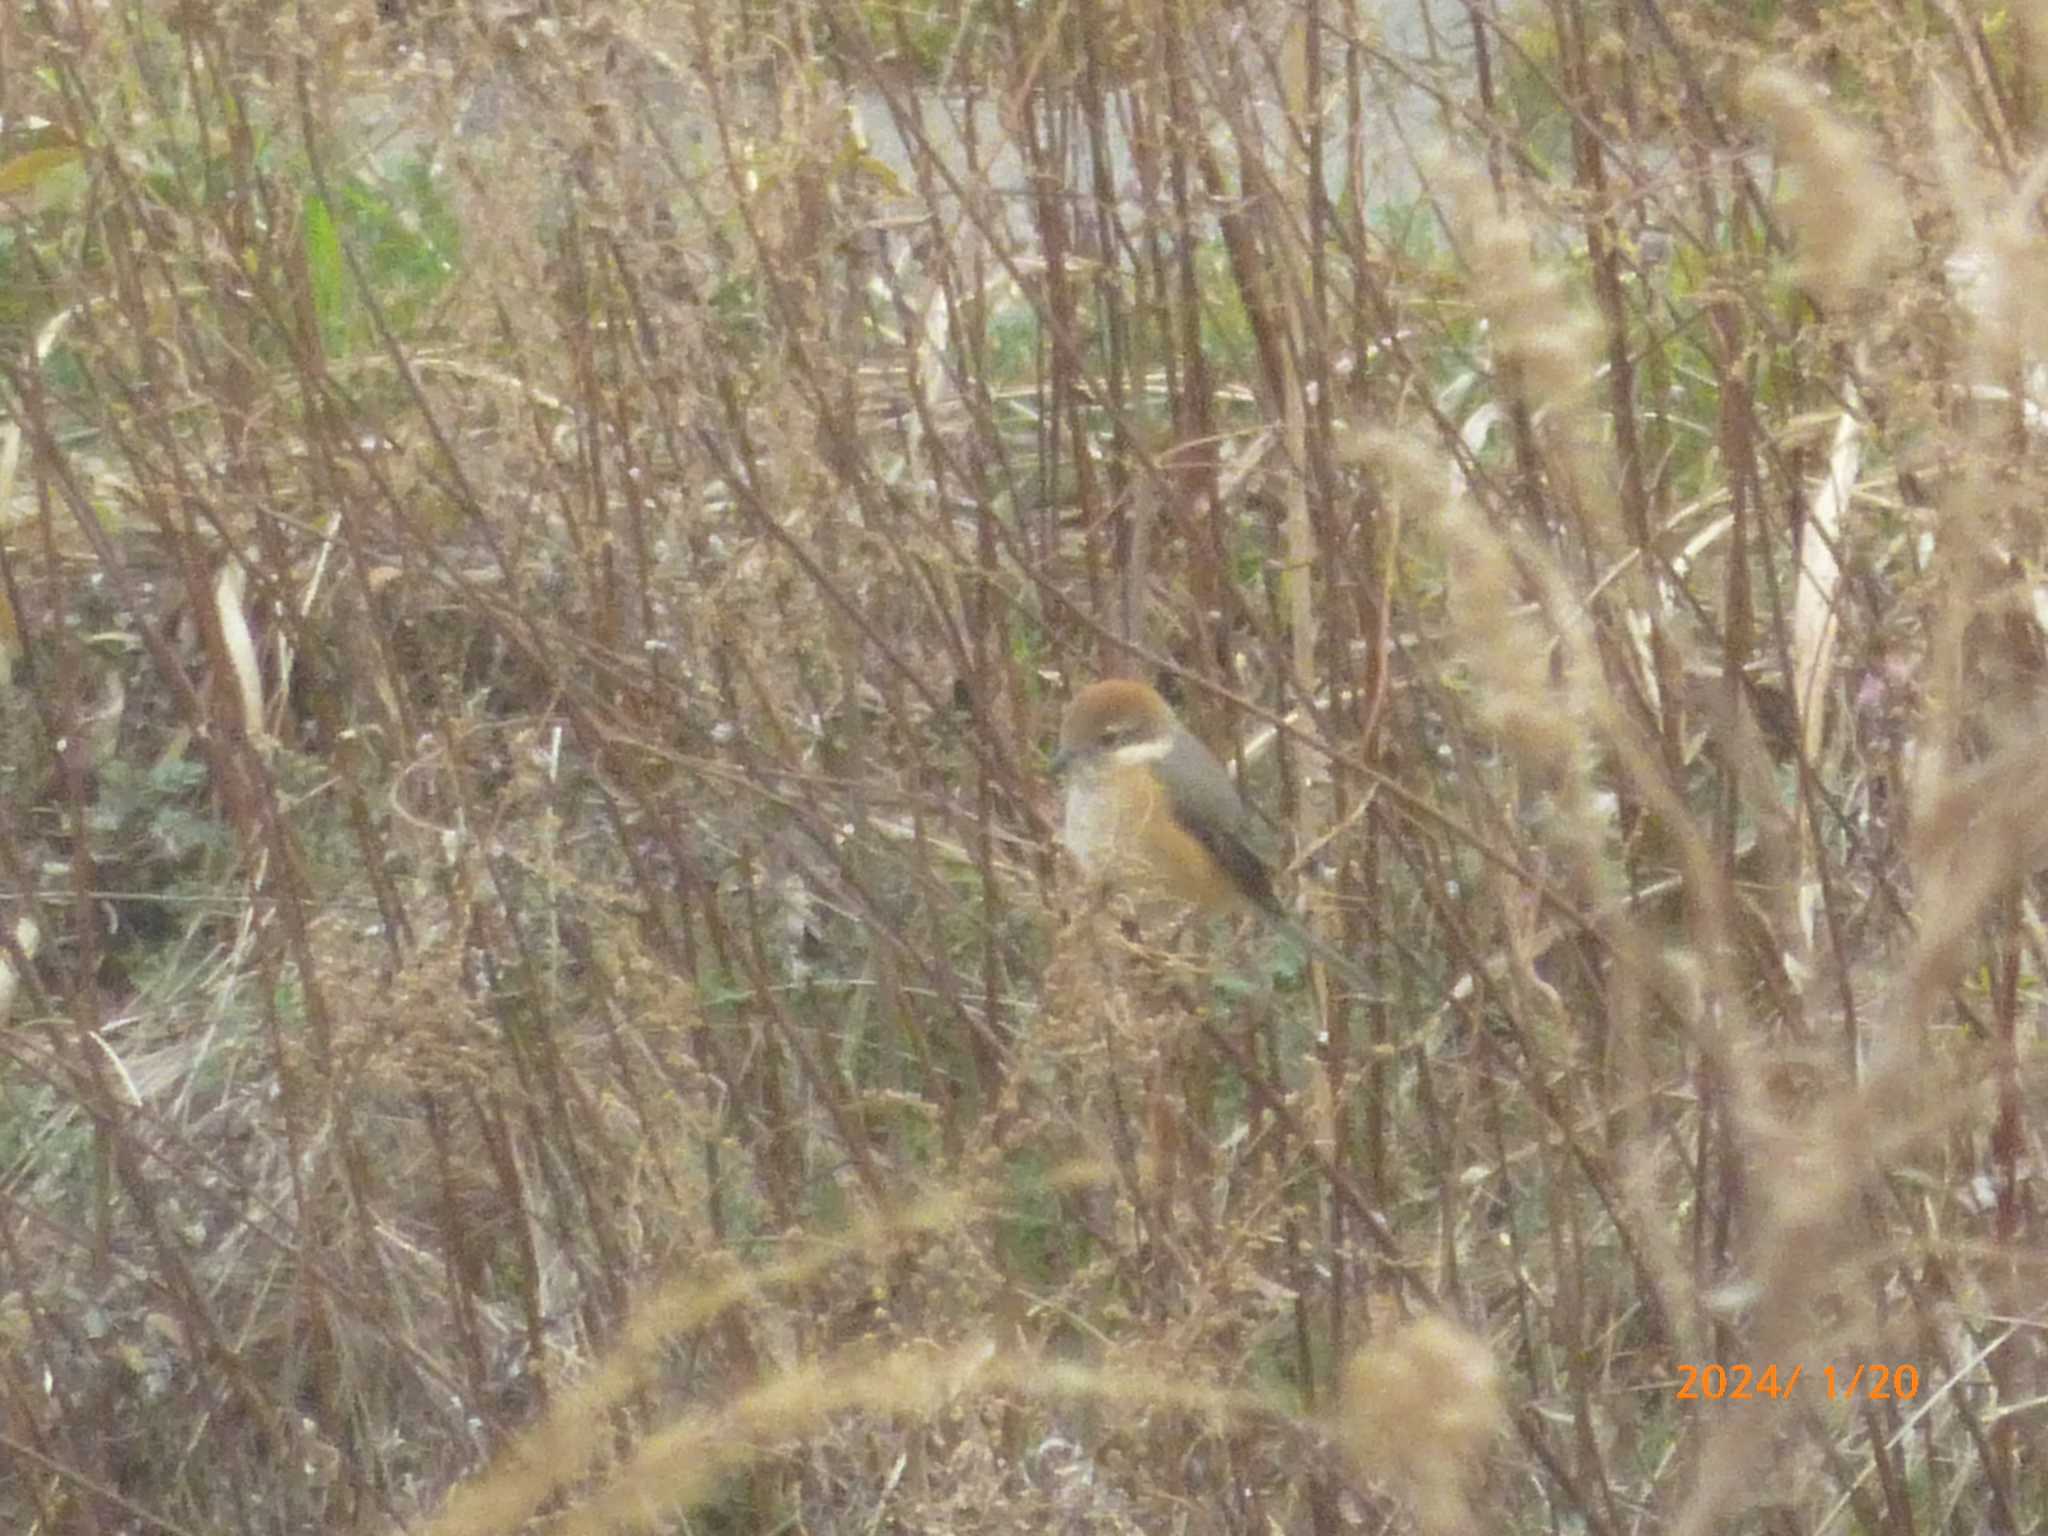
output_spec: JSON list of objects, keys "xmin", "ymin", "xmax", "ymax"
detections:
[{"xmin": 1051, "ymin": 679, "xmax": 1177, "ymax": 779}]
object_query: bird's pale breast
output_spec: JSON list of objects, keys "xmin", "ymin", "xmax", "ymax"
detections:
[{"xmin": 1061, "ymin": 759, "xmax": 1246, "ymax": 910}]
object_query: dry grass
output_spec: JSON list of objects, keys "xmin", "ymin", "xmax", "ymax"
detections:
[{"xmin": 0, "ymin": 0, "xmax": 2043, "ymax": 1532}]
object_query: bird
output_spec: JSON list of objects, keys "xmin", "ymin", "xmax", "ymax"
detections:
[
  {"xmin": 1052, "ymin": 678, "xmax": 1383, "ymax": 996},
  {"xmin": 1052, "ymin": 677, "xmax": 1284, "ymax": 919}
]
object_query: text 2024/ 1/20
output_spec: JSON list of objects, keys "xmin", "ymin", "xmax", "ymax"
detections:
[
  {"xmin": 1671, "ymin": 1368, "xmax": 1925, "ymax": 1409},
  {"xmin": 1674, "ymin": 1363, "xmax": 1922, "ymax": 1402}
]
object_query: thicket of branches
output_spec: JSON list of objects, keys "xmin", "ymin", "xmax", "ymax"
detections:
[{"xmin": 1, "ymin": 0, "xmax": 2043, "ymax": 1532}]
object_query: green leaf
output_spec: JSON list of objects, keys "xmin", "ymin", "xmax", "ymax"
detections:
[
  {"xmin": 0, "ymin": 142, "xmax": 82, "ymax": 199},
  {"xmin": 301, "ymin": 191, "xmax": 344, "ymax": 353}
]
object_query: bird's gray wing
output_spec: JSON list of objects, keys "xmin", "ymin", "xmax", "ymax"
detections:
[{"xmin": 1162, "ymin": 729, "xmax": 1283, "ymax": 916}]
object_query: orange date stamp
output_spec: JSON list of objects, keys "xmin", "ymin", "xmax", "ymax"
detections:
[{"xmin": 1673, "ymin": 1363, "xmax": 1922, "ymax": 1402}]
